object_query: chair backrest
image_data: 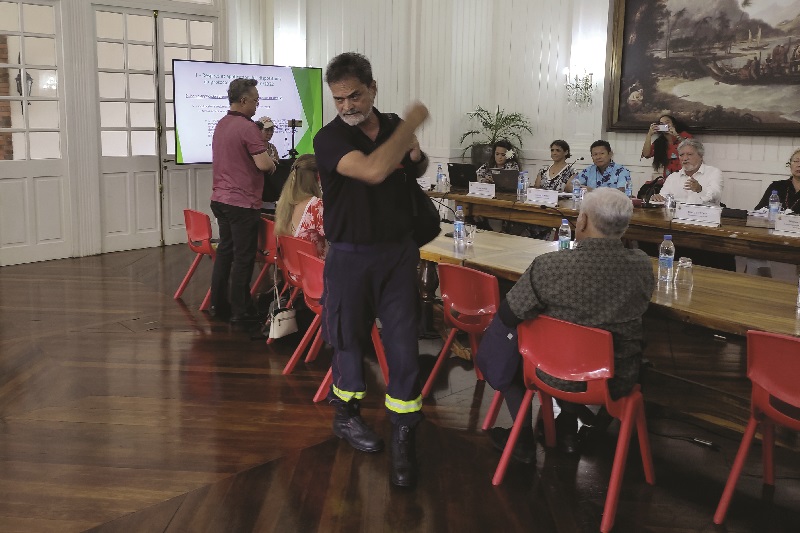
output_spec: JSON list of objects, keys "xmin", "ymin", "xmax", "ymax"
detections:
[
  {"xmin": 277, "ymin": 235, "xmax": 319, "ymax": 285},
  {"xmin": 747, "ymin": 330, "xmax": 800, "ymax": 431},
  {"xmin": 184, "ymin": 209, "xmax": 214, "ymax": 255},
  {"xmin": 518, "ymin": 315, "xmax": 614, "ymax": 405},
  {"xmin": 437, "ymin": 263, "xmax": 499, "ymax": 332},
  {"xmin": 257, "ymin": 216, "xmax": 278, "ymax": 264},
  {"xmin": 297, "ymin": 251, "xmax": 325, "ymax": 306}
]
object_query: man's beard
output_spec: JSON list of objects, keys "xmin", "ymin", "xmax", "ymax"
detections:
[
  {"xmin": 340, "ymin": 108, "xmax": 372, "ymax": 126},
  {"xmin": 682, "ymin": 162, "xmax": 698, "ymax": 173}
]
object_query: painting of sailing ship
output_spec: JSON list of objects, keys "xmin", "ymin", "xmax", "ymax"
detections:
[{"xmin": 609, "ymin": 0, "xmax": 800, "ymax": 135}]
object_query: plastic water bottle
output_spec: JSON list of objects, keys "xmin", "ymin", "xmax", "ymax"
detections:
[
  {"xmin": 625, "ymin": 175, "xmax": 633, "ymax": 198},
  {"xmin": 572, "ymin": 177, "xmax": 582, "ymax": 204},
  {"xmin": 558, "ymin": 219, "xmax": 571, "ymax": 250},
  {"xmin": 453, "ymin": 205, "xmax": 465, "ymax": 245},
  {"xmin": 517, "ymin": 172, "xmax": 526, "ymax": 201},
  {"xmin": 658, "ymin": 235, "xmax": 675, "ymax": 283},
  {"xmin": 768, "ymin": 189, "xmax": 780, "ymax": 228},
  {"xmin": 436, "ymin": 164, "xmax": 445, "ymax": 193}
]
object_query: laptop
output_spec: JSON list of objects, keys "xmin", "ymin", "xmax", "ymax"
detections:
[
  {"xmin": 447, "ymin": 163, "xmax": 477, "ymax": 188},
  {"xmin": 489, "ymin": 169, "xmax": 521, "ymax": 193}
]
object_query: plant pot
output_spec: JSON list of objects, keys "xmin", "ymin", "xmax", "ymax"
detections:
[{"xmin": 470, "ymin": 144, "xmax": 493, "ymax": 168}]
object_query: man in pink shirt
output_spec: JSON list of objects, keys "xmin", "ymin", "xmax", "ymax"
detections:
[{"xmin": 210, "ymin": 78, "xmax": 276, "ymax": 323}]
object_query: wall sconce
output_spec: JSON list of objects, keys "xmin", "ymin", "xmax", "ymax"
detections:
[
  {"xmin": 563, "ymin": 67, "xmax": 595, "ymax": 108},
  {"xmin": 15, "ymin": 69, "xmax": 34, "ymax": 111}
]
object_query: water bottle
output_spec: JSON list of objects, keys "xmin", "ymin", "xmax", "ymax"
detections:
[
  {"xmin": 658, "ymin": 235, "xmax": 675, "ymax": 283},
  {"xmin": 768, "ymin": 189, "xmax": 780, "ymax": 228},
  {"xmin": 572, "ymin": 177, "xmax": 582, "ymax": 204},
  {"xmin": 436, "ymin": 164, "xmax": 445, "ymax": 193},
  {"xmin": 517, "ymin": 172, "xmax": 526, "ymax": 201},
  {"xmin": 625, "ymin": 175, "xmax": 633, "ymax": 198},
  {"xmin": 453, "ymin": 205, "xmax": 465, "ymax": 245},
  {"xmin": 558, "ymin": 219, "xmax": 571, "ymax": 250}
]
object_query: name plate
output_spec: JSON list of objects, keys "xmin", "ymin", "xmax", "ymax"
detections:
[
  {"xmin": 468, "ymin": 182, "xmax": 496, "ymax": 198},
  {"xmin": 416, "ymin": 177, "xmax": 433, "ymax": 190},
  {"xmin": 526, "ymin": 188, "xmax": 558, "ymax": 206},
  {"xmin": 774, "ymin": 213, "xmax": 800, "ymax": 237},
  {"xmin": 674, "ymin": 203, "xmax": 722, "ymax": 227}
]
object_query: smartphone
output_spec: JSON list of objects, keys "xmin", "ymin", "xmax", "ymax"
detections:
[{"xmin": 655, "ymin": 124, "xmax": 669, "ymax": 132}]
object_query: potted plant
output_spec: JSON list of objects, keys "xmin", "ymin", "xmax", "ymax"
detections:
[{"xmin": 459, "ymin": 105, "xmax": 534, "ymax": 167}]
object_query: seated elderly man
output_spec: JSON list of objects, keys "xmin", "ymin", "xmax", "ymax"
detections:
[
  {"xmin": 575, "ymin": 140, "xmax": 631, "ymax": 192},
  {"xmin": 651, "ymin": 138, "xmax": 722, "ymax": 205},
  {"xmin": 476, "ymin": 188, "xmax": 655, "ymax": 459}
]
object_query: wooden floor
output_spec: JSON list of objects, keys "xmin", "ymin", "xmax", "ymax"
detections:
[{"xmin": 1, "ymin": 245, "xmax": 798, "ymax": 533}]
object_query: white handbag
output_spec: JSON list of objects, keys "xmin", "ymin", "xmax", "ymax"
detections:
[{"xmin": 266, "ymin": 261, "xmax": 298, "ymax": 340}]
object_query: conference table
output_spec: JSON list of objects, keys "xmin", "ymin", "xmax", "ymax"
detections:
[
  {"xmin": 429, "ymin": 190, "xmax": 800, "ymax": 264},
  {"xmin": 420, "ymin": 229, "xmax": 800, "ymax": 338}
]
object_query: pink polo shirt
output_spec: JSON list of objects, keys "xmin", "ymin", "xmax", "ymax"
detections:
[{"xmin": 211, "ymin": 111, "xmax": 267, "ymax": 209}]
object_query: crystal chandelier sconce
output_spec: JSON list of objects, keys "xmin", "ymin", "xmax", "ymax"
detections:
[{"xmin": 563, "ymin": 68, "xmax": 595, "ymax": 108}]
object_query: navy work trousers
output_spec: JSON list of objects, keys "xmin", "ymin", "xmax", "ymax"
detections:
[{"xmin": 322, "ymin": 238, "xmax": 423, "ymax": 426}]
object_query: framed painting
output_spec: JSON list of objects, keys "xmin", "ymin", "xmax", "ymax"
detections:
[{"xmin": 608, "ymin": 0, "xmax": 800, "ymax": 135}]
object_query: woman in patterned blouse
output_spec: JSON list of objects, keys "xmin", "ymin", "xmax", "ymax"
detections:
[
  {"xmin": 533, "ymin": 139, "xmax": 578, "ymax": 192},
  {"xmin": 475, "ymin": 139, "xmax": 521, "ymax": 182},
  {"xmin": 274, "ymin": 154, "xmax": 327, "ymax": 259}
]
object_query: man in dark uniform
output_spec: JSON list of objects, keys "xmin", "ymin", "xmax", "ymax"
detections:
[
  {"xmin": 210, "ymin": 78, "xmax": 276, "ymax": 323},
  {"xmin": 313, "ymin": 52, "xmax": 429, "ymax": 487}
]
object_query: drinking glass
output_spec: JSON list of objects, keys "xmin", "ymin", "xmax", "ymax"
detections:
[
  {"xmin": 674, "ymin": 257, "xmax": 693, "ymax": 290},
  {"xmin": 465, "ymin": 224, "xmax": 477, "ymax": 245}
]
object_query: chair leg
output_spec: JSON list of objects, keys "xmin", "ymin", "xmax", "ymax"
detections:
[
  {"xmin": 600, "ymin": 399, "xmax": 637, "ymax": 533},
  {"xmin": 371, "ymin": 324, "xmax": 389, "ymax": 385},
  {"xmin": 714, "ymin": 416, "xmax": 759, "ymax": 525},
  {"xmin": 421, "ymin": 329, "xmax": 458, "ymax": 398},
  {"xmin": 282, "ymin": 314, "xmax": 321, "ymax": 375},
  {"xmin": 314, "ymin": 367, "xmax": 333, "ymax": 403},
  {"xmin": 538, "ymin": 391, "xmax": 557, "ymax": 448},
  {"xmin": 174, "ymin": 253, "xmax": 203, "ymax": 299},
  {"xmin": 250, "ymin": 261, "xmax": 271, "ymax": 296},
  {"xmin": 492, "ymin": 389, "xmax": 535, "ymax": 486},
  {"xmin": 200, "ymin": 288, "xmax": 212, "ymax": 311},
  {"xmin": 304, "ymin": 328, "xmax": 324, "ymax": 363},
  {"xmin": 469, "ymin": 333, "xmax": 485, "ymax": 381},
  {"xmin": 762, "ymin": 421, "xmax": 775, "ymax": 486},
  {"xmin": 286, "ymin": 286, "xmax": 301, "ymax": 308},
  {"xmin": 634, "ymin": 396, "xmax": 656, "ymax": 484},
  {"xmin": 482, "ymin": 391, "xmax": 504, "ymax": 431}
]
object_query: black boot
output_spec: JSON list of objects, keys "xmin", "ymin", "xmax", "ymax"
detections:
[
  {"xmin": 390, "ymin": 424, "xmax": 417, "ymax": 487},
  {"xmin": 331, "ymin": 399, "xmax": 384, "ymax": 453}
]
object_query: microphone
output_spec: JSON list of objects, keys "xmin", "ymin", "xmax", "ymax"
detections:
[{"xmin": 564, "ymin": 156, "xmax": 585, "ymax": 175}]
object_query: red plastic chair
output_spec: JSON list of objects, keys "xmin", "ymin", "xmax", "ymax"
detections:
[
  {"xmin": 282, "ymin": 251, "xmax": 326, "ymax": 375},
  {"xmin": 713, "ymin": 330, "xmax": 800, "ymax": 525},
  {"xmin": 174, "ymin": 209, "xmax": 215, "ymax": 311},
  {"xmin": 493, "ymin": 316, "xmax": 655, "ymax": 533},
  {"xmin": 276, "ymin": 235, "xmax": 318, "ymax": 308},
  {"xmin": 421, "ymin": 264, "xmax": 498, "ymax": 398},
  {"xmin": 251, "ymin": 216, "xmax": 279, "ymax": 296}
]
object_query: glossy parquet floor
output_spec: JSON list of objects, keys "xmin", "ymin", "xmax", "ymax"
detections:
[{"xmin": 0, "ymin": 245, "xmax": 798, "ymax": 533}]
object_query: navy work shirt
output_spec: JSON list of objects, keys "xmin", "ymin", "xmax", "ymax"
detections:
[{"xmin": 313, "ymin": 108, "xmax": 420, "ymax": 244}]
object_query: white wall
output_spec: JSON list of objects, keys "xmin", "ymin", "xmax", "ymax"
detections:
[{"xmin": 277, "ymin": 0, "xmax": 799, "ymax": 210}]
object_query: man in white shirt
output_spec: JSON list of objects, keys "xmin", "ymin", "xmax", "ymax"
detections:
[{"xmin": 652, "ymin": 138, "xmax": 722, "ymax": 205}]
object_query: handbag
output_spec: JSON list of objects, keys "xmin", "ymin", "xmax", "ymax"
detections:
[
  {"xmin": 265, "ymin": 262, "xmax": 298, "ymax": 340},
  {"xmin": 409, "ymin": 174, "xmax": 442, "ymax": 247}
]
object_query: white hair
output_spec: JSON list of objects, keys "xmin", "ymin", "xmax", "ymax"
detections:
[
  {"xmin": 579, "ymin": 188, "xmax": 633, "ymax": 238},
  {"xmin": 678, "ymin": 138, "xmax": 705, "ymax": 158}
]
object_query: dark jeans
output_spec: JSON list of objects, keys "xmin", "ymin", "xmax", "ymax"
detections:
[{"xmin": 210, "ymin": 201, "xmax": 260, "ymax": 317}]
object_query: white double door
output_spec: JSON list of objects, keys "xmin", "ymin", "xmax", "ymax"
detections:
[{"xmin": 95, "ymin": 6, "xmax": 216, "ymax": 252}]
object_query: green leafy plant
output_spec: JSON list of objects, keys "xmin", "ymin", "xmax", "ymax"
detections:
[{"xmin": 459, "ymin": 105, "xmax": 534, "ymax": 158}]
